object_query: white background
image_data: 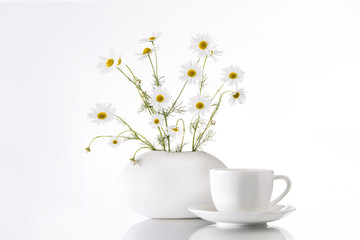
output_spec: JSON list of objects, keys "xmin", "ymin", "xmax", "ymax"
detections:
[{"xmin": 1, "ymin": 0, "xmax": 360, "ymax": 239}]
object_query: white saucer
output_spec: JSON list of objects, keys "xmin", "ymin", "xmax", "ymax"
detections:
[{"xmin": 188, "ymin": 204, "xmax": 296, "ymax": 226}]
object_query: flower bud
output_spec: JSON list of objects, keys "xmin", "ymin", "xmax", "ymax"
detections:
[{"xmin": 211, "ymin": 120, "xmax": 216, "ymax": 125}]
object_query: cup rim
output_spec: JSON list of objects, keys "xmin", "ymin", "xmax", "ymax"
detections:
[{"xmin": 211, "ymin": 168, "xmax": 274, "ymax": 172}]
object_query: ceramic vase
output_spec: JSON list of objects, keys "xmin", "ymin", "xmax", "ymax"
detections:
[{"xmin": 119, "ymin": 151, "xmax": 226, "ymax": 218}]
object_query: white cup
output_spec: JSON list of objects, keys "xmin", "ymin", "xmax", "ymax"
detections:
[{"xmin": 210, "ymin": 169, "xmax": 291, "ymax": 212}]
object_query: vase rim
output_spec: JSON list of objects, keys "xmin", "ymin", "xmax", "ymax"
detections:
[
  {"xmin": 150, "ymin": 150, "xmax": 208, "ymax": 153},
  {"xmin": 211, "ymin": 168, "xmax": 274, "ymax": 172}
]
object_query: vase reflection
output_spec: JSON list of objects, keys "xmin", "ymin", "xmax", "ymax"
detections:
[
  {"xmin": 190, "ymin": 224, "xmax": 294, "ymax": 240},
  {"xmin": 124, "ymin": 219, "xmax": 293, "ymax": 240},
  {"xmin": 123, "ymin": 219, "xmax": 212, "ymax": 240}
]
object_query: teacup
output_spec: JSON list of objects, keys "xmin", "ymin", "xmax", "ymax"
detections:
[{"xmin": 210, "ymin": 168, "xmax": 291, "ymax": 212}]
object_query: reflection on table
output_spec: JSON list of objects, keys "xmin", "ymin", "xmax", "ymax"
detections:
[
  {"xmin": 124, "ymin": 219, "xmax": 293, "ymax": 240},
  {"xmin": 190, "ymin": 224, "xmax": 294, "ymax": 240},
  {"xmin": 123, "ymin": 219, "xmax": 212, "ymax": 240}
]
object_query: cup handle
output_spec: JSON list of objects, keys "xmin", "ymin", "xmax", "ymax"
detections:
[{"xmin": 270, "ymin": 175, "xmax": 292, "ymax": 207}]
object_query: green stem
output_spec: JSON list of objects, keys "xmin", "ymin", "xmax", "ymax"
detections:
[
  {"xmin": 163, "ymin": 110, "xmax": 171, "ymax": 151},
  {"xmin": 211, "ymin": 82, "xmax": 225, "ymax": 101},
  {"xmin": 148, "ymin": 55, "xmax": 156, "ymax": 75},
  {"xmin": 138, "ymin": 88, "xmax": 154, "ymax": 115},
  {"xmin": 130, "ymin": 147, "xmax": 150, "ymax": 162},
  {"xmin": 86, "ymin": 135, "xmax": 112, "ymax": 151},
  {"xmin": 158, "ymin": 126, "xmax": 167, "ymax": 151},
  {"xmin": 115, "ymin": 115, "xmax": 156, "ymax": 150},
  {"xmin": 192, "ymin": 116, "xmax": 200, "ymax": 151},
  {"xmin": 118, "ymin": 67, "xmax": 133, "ymax": 82},
  {"xmin": 117, "ymin": 67, "xmax": 149, "ymax": 98},
  {"xmin": 152, "ymin": 42, "xmax": 159, "ymax": 78},
  {"xmin": 202, "ymin": 55, "xmax": 208, "ymax": 69},
  {"xmin": 117, "ymin": 130, "xmax": 132, "ymax": 138},
  {"xmin": 125, "ymin": 65, "xmax": 136, "ymax": 78},
  {"xmin": 167, "ymin": 79, "xmax": 188, "ymax": 115},
  {"xmin": 148, "ymin": 55, "xmax": 159, "ymax": 86},
  {"xmin": 199, "ymin": 55, "xmax": 208, "ymax": 95}
]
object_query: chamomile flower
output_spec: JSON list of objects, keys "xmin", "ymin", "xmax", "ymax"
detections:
[
  {"xmin": 166, "ymin": 125, "xmax": 183, "ymax": 138},
  {"xmin": 208, "ymin": 46, "xmax": 223, "ymax": 62},
  {"xmin": 180, "ymin": 61, "xmax": 202, "ymax": 85},
  {"xmin": 149, "ymin": 87, "xmax": 171, "ymax": 111},
  {"xmin": 149, "ymin": 114, "xmax": 165, "ymax": 128},
  {"xmin": 228, "ymin": 89, "xmax": 246, "ymax": 105},
  {"xmin": 108, "ymin": 136, "xmax": 121, "ymax": 148},
  {"xmin": 87, "ymin": 103, "xmax": 116, "ymax": 125},
  {"xmin": 139, "ymin": 32, "xmax": 162, "ymax": 43},
  {"xmin": 222, "ymin": 65, "xmax": 245, "ymax": 87},
  {"xmin": 97, "ymin": 50, "xmax": 123, "ymax": 73},
  {"xmin": 190, "ymin": 34, "xmax": 215, "ymax": 58},
  {"xmin": 137, "ymin": 46, "xmax": 157, "ymax": 61},
  {"xmin": 188, "ymin": 95, "xmax": 211, "ymax": 116}
]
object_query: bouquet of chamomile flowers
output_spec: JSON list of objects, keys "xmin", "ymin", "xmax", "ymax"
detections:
[{"xmin": 85, "ymin": 33, "xmax": 246, "ymax": 164}]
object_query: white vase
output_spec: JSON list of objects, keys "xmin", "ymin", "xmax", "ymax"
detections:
[{"xmin": 119, "ymin": 151, "xmax": 226, "ymax": 218}]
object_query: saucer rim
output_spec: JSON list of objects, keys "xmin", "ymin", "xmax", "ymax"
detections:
[{"xmin": 188, "ymin": 204, "xmax": 296, "ymax": 215}]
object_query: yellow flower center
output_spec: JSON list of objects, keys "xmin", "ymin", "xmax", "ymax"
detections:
[
  {"xmin": 154, "ymin": 119, "xmax": 160, "ymax": 124},
  {"xmin": 196, "ymin": 102, "xmax": 205, "ymax": 109},
  {"xmin": 106, "ymin": 59, "xmax": 114, "ymax": 67},
  {"xmin": 233, "ymin": 92, "xmax": 240, "ymax": 99},
  {"xmin": 199, "ymin": 41, "xmax": 208, "ymax": 50},
  {"xmin": 172, "ymin": 127, "xmax": 179, "ymax": 132},
  {"xmin": 229, "ymin": 72, "xmax": 238, "ymax": 79},
  {"xmin": 148, "ymin": 37, "xmax": 156, "ymax": 41},
  {"xmin": 143, "ymin": 48, "xmax": 152, "ymax": 55},
  {"xmin": 117, "ymin": 58, "xmax": 122, "ymax": 65},
  {"xmin": 156, "ymin": 95, "xmax": 165, "ymax": 102},
  {"xmin": 97, "ymin": 112, "xmax": 107, "ymax": 119},
  {"xmin": 187, "ymin": 69, "xmax": 197, "ymax": 77},
  {"xmin": 112, "ymin": 140, "xmax": 118, "ymax": 144}
]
